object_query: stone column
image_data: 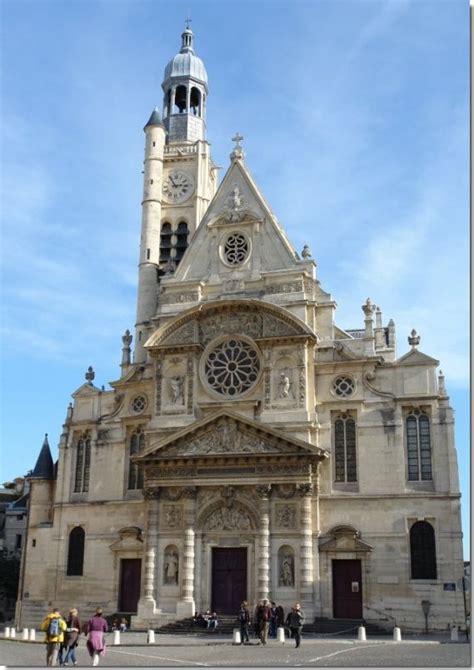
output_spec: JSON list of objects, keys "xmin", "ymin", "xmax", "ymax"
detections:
[
  {"xmin": 136, "ymin": 488, "xmax": 160, "ymax": 621},
  {"xmin": 256, "ymin": 484, "xmax": 271, "ymax": 601},
  {"xmin": 297, "ymin": 483, "xmax": 314, "ymax": 616},
  {"xmin": 177, "ymin": 487, "xmax": 197, "ymax": 618}
]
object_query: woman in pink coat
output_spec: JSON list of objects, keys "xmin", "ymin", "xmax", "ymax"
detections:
[{"xmin": 86, "ymin": 608, "xmax": 108, "ymax": 666}]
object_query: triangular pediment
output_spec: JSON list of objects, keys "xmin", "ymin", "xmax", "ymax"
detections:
[
  {"xmin": 138, "ymin": 410, "xmax": 328, "ymax": 462},
  {"xmin": 396, "ymin": 349, "xmax": 439, "ymax": 367},
  {"xmin": 319, "ymin": 526, "xmax": 373, "ymax": 553},
  {"xmin": 170, "ymin": 156, "xmax": 307, "ymax": 285},
  {"xmin": 71, "ymin": 382, "xmax": 101, "ymax": 398}
]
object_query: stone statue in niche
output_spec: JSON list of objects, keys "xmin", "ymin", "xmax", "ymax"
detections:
[
  {"xmin": 279, "ymin": 553, "xmax": 294, "ymax": 587},
  {"xmin": 163, "ymin": 549, "xmax": 179, "ymax": 585},
  {"xmin": 169, "ymin": 376, "xmax": 184, "ymax": 405},
  {"xmin": 278, "ymin": 372, "xmax": 292, "ymax": 399}
]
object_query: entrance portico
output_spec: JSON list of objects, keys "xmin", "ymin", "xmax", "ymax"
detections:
[{"xmin": 133, "ymin": 410, "xmax": 328, "ymax": 628}]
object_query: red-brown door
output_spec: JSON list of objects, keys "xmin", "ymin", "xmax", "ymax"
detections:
[
  {"xmin": 332, "ymin": 559, "xmax": 362, "ymax": 619},
  {"xmin": 119, "ymin": 559, "xmax": 142, "ymax": 613},
  {"xmin": 211, "ymin": 548, "xmax": 247, "ymax": 614}
]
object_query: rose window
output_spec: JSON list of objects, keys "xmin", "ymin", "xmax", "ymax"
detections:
[
  {"xmin": 223, "ymin": 233, "xmax": 249, "ymax": 266},
  {"xmin": 204, "ymin": 338, "xmax": 260, "ymax": 397},
  {"xmin": 333, "ymin": 376, "xmax": 355, "ymax": 398},
  {"xmin": 132, "ymin": 395, "xmax": 147, "ymax": 413}
]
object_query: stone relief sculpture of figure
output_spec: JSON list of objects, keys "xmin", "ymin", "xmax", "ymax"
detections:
[
  {"xmin": 278, "ymin": 372, "xmax": 292, "ymax": 399},
  {"xmin": 164, "ymin": 549, "xmax": 179, "ymax": 585},
  {"xmin": 165, "ymin": 506, "xmax": 181, "ymax": 528},
  {"xmin": 279, "ymin": 554, "xmax": 294, "ymax": 587},
  {"xmin": 277, "ymin": 505, "xmax": 296, "ymax": 528},
  {"xmin": 169, "ymin": 376, "xmax": 184, "ymax": 405}
]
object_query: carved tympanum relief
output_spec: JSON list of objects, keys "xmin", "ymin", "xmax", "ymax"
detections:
[
  {"xmin": 160, "ymin": 417, "xmax": 300, "ymax": 457},
  {"xmin": 204, "ymin": 505, "xmax": 253, "ymax": 531}
]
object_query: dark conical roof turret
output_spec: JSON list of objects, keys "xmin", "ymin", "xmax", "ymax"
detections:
[
  {"xmin": 31, "ymin": 434, "xmax": 55, "ymax": 480},
  {"xmin": 144, "ymin": 106, "xmax": 164, "ymax": 130}
]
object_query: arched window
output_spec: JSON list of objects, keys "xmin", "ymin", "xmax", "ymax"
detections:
[
  {"xmin": 174, "ymin": 85, "xmax": 187, "ymax": 113},
  {"xmin": 128, "ymin": 428, "xmax": 144, "ymax": 490},
  {"xmin": 67, "ymin": 526, "xmax": 85, "ymax": 576},
  {"xmin": 74, "ymin": 434, "xmax": 91, "ymax": 493},
  {"xmin": 406, "ymin": 410, "xmax": 432, "ymax": 481},
  {"xmin": 334, "ymin": 414, "xmax": 357, "ymax": 482},
  {"xmin": 410, "ymin": 521, "xmax": 437, "ymax": 579},
  {"xmin": 175, "ymin": 221, "xmax": 189, "ymax": 263},
  {"xmin": 190, "ymin": 87, "xmax": 201, "ymax": 116},
  {"xmin": 160, "ymin": 222, "xmax": 172, "ymax": 264}
]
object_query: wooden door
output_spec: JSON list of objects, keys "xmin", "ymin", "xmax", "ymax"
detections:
[
  {"xmin": 119, "ymin": 558, "xmax": 142, "ymax": 613},
  {"xmin": 332, "ymin": 559, "xmax": 362, "ymax": 619},
  {"xmin": 211, "ymin": 548, "xmax": 247, "ymax": 614}
]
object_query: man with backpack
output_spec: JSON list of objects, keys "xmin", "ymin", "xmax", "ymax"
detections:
[
  {"xmin": 256, "ymin": 598, "xmax": 272, "ymax": 645},
  {"xmin": 40, "ymin": 607, "xmax": 67, "ymax": 666}
]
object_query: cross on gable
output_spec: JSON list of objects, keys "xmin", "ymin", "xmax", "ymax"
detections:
[{"xmin": 232, "ymin": 132, "xmax": 244, "ymax": 149}]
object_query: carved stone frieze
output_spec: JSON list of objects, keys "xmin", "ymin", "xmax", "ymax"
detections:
[
  {"xmin": 265, "ymin": 280, "xmax": 304, "ymax": 295},
  {"xmin": 199, "ymin": 313, "xmax": 262, "ymax": 345},
  {"xmin": 161, "ymin": 321, "xmax": 196, "ymax": 346},
  {"xmin": 262, "ymin": 314, "xmax": 300, "ymax": 338},
  {"xmin": 204, "ymin": 505, "xmax": 253, "ymax": 531},
  {"xmin": 160, "ymin": 291, "xmax": 199, "ymax": 305},
  {"xmin": 257, "ymin": 463, "xmax": 310, "ymax": 475},
  {"xmin": 223, "ymin": 279, "xmax": 245, "ymax": 293}
]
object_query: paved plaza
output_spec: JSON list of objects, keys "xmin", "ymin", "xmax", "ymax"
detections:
[{"xmin": 0, "ymin": 633, "xmax": 470, "ymax": 667}]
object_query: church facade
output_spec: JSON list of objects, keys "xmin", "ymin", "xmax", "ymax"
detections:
[{"xmin": 17, "ymin": 26, "xmax": 465, "ymax": 633}]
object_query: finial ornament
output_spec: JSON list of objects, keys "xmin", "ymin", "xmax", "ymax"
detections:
[
  {"xmin": 122, "ymin": 329, "xmax": 133, "ymax": 347},
  {"xmin": 230, "ymin": 133, "xmax": 245, "ymax": 160},
  {"xmin": 301, "ymin": 245, "xmax": 312, "ymax": 259},
  {"xmin": 85, "ymin": 366, "xmax": 95, "ymax": 384},
  {"xmin": 438, "ymin": 369, "xmax": 448, "ymax": 397},
  {"xmin": 362, "ymin": 298, "xmax": 375, "ymax": 317},
  {"xmin": 185, "ymin": 14, "xmax": 192, "ymax": 30},
  {"xmin": 408, "ymin": 329, "xmax": 420, "ymax": 349}
]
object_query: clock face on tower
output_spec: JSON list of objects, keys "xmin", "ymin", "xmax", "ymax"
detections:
[{"xmin": 162, "ymin": 169, "xmax": 194, "ymax": 203}]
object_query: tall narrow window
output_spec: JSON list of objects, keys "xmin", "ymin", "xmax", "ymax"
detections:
[
  {"xmin": 67, "ymin": 526, "xmax": 85, "ymax": 576},
  {"xmin": 159, "ymin": 222, "xmax": 172, "ymax": 265},
  {"xmin": 406, "ymin": 410, "xmax": 432, "ymax": 481},
  {"xmin": 128, "ymin": 428, "xmax": 145, "ymax": 490},
  {"xmin": 175, "ymin": 221, "xmax": 189, "ymax": 263},
  {"xmin": 74, "ymin": 434, "xmax": 91, "ymax": 493},
  {"xmin": 334, "ymin": 414, "xmax": 357, "ymax": 482},
  {"xmin": 410, "ymin": 521, "xmax": 437, "ymax": 579}
]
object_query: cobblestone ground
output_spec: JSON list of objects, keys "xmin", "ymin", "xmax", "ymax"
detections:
[{"xmin": 0, "ymin": 635, "xmax": 470, "ymax": 667}]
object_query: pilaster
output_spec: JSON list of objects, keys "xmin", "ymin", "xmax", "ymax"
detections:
[{"xmin": 256, "ymin": 484, "xmax": 271, "ymax": 601}]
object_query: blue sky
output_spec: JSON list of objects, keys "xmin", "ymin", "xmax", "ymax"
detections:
[{"xmin": 1, "ymin": 0, "xmax": 469, "ymax": 556}]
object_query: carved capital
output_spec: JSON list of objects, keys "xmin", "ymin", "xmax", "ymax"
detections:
[
  {"xmin": 182, "ymin": 486, "xmax": 198, "ymax": 499},
  {"xmin": 143, "ymin": 487, "xmax": 160, "ymax": 500},
  {"xmin": 296, "ymin": 483, "xmax": 313, "ymax": 497},
  {"xmin": 256, "ymin": 484, "xmax": 272, "ymax": 499}
]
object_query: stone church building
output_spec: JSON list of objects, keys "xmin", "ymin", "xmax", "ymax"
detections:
[{"xmin": 17, "ymin": 26, "xmax": 465, "ymax": 632}]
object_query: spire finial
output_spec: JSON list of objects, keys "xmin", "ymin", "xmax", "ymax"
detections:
[
  {"xmin": 180, "ymin": 17, "xmax": 194, "ymax": 53},
  {"xmin": 230, "ymin": 132, "xmax": 245, "ymax": 160},
  {"xmin": 185, "ymin": 13, "xmax": 192, "ymax": 30},
  {"xmin": 85, "ymin": 366, "xmax": 95, "ymax": 384},
  {"xmin": 408, "ymin": 329, "xmax": 420, "ymax": 349}
]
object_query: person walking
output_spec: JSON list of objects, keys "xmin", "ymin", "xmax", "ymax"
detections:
[
  {"xmin": 238, "ymin": 601, "xmax": 250, "ymax": 644},
  {"xmin": 269, "ymin": 601, "xmax": 278, "ymax": 638},
  {"xmin": 40, "ymin": 607, "xmax": 67, "ymax": 667},
  {"xmin": 86, "ymin": 608, "xmax": 108, "ymax": 666},
  {"xmin": 286, "ymin": 603, "xmax": 305, "ymax": 648},
  {"xmin": 257, "ymin": 598, "xmax": 272, "ymax": 645},
  {"xmin": 59, "ymin": 608, "xmax": 81, "ymax": 666}
]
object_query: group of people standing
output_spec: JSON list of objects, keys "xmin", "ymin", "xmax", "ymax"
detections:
[
  {"xmin": 238, "ymin": 599, "xmax": 305, "ymax": 647},
  {"xmin": 40, "ymin": 606, "xmax": 108, "ymax": 666}
]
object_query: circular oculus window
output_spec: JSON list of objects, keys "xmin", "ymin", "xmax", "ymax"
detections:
[
  {"xmin": 203, "ymin": 337, "xmax": 260, "ymax": 397},
  {"xmin": 333, "ymin": 376, "xmax": 355, "ymax": 398},
  {"xmin": 132, "ymin": 395, "xmax": 147, "ymax": 413},
  {"xmin": 222, "ymin": 232, "xmax": 250, "ymax": 266}
]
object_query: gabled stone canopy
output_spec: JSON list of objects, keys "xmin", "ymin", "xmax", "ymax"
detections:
[
  {"xmin": 145, "ymin": 298, "xmax": 316, "ymax": 351},
  {"xmin": 395, "ymin": 349, "xmax": 439, "ymax": 367},
  {"xmin": 137, "ymin": 409, "xmax": 328, "ymax": 462}
]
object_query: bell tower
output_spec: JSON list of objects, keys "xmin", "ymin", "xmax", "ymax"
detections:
[
  {"xmin": 134, "ymin": 24, "xmax": 218, "ymax": 363},
  {"xmin": 162, "ymin": 22, "xmax": 208, "ymax": 143}
]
